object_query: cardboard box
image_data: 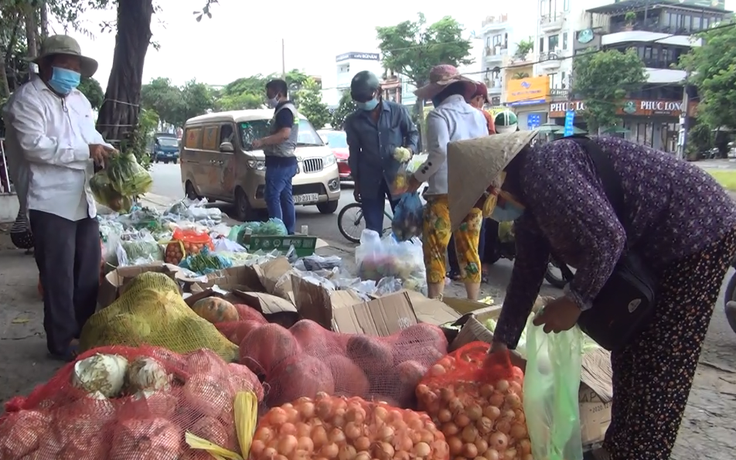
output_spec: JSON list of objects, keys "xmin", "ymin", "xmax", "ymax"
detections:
[
  {"xmin": 579, "ymin": 348, "xmax": 614, "ymax": 447},
  {"xmin": 253, "ymin": 257, "xmax": 297, "ymax": 302},
  {"xmin": 447, "ymin": 305, "xmax": 502, "ymax": 351},
  {"xmin": 292, "ymin": 276, "xmax": 461, "ymax": 335},
  {"xmin": 176, "ymin": 264, "xmax": 264, "ymax": 292},
  {"xmin": 98, "ymin": 262, "xmax": 181, "ymax": 308}
]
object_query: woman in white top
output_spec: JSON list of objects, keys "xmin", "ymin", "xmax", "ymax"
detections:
[{"xmin": 407, "ymin": 65, "xmax": 489, "ymax": 300}]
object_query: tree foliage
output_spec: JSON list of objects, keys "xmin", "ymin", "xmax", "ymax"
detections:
[
  {"xmin": 331, "ymin": 91, "xmax": 356, "ymax": 130},
  {"xmin": 572, "ymin": 49, "xmax": 647, "ymax": 131},
  {"xmin": 376, "ymin": 13, "xmax": 473, "ymax": 100},
  {"xmin": 680, "ymin": 18, "xmax": 736, "ymax": 130},
  {"xmin": 141, "ymin": 77, "xmax": 213, "ymax": 127},
  {"xmin": 78, "ymin": 76, "xmax": 104, "ymax": 109},
  {"xmin": 296, "ymin": 77, "xmax": 329, "ymax": 129}
]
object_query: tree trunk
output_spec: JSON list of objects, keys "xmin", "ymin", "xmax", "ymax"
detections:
[
  {"xmin": 0, "ymin": 16, "xmax": 21, "ymax": 97},
  {"xmin": 95, "ymin": 0, "xmax": 154, "ymax": 143},
  {"xmin": 40, "ymin": 2, "xmax": 49, "ymax": 39},
  {"xmin": 24, "ymin": 10, "xmax": 38, "ymax": 58}
]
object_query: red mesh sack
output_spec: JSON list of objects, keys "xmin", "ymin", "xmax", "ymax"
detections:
[
  {"xmin": 237, "ymin": 319, "xmax": 448, "ymax": 409},
  {"xmin": 415, "ymin": 341, "xmax": 531, "ymax": 460},
  {"xmin": 0, "ymin": 345, "xmax": 263, "ymax": 460},
  {"xmin": 250, "ymin": 392, "xmax": 450, "ymax": 460}
]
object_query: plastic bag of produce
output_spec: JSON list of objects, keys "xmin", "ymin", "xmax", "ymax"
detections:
[
  {"xmin": 391, "ymin": 192, "xmax": 424, "ymax": 242},
  {"xmin": 116, "ymin": 232, "xmax": 164, "ymax": 266},
  {"xmin": 1, "ymin": 345, "xmax": 262, "ymax": 460},
  {"xmin": 416, "ymin": 342, "xmax": 532, "ymax": 460},
  {"xmin": 79, "ymin": 272, "xmax": 239, "ymax": 362},
  {"xmin": 179, "ymin": 246, "xmax": 233, "ymax": 275},
  {"xmin": 105, "ymin": 152, "xmax": 153, "ymax": 198},
  {"xmin": 250, "ymin": 393, "xmax": 449, "ymax": 460},
  {"xmin": 165, "ymin": 227, "xmax": 214, "ymax": 265},
  {"xmin": 523, "ymin": 315, "xmax": 583, "ymax": 460},
  {"xmin": 356, "ymin": 230, "xmax": 425, "ymax": 284},
  {"xmin": 90, "ymin": 172, "xmax": 133, "ymax": 213},
  {"xmin": 236, "ymin": 315, "xmax": 448, "ymax": 409},
  {"xmin": 257, "ymin": 218, "xmax": 288, "ymax": 236}
]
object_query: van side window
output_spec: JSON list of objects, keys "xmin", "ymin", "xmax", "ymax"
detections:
[
  {"xmin": 239, "ymin": 121, "xmax": 270, "ymax": 150},
  {"xmin": 220, "ymin": 123, "xmax": 235, "ymax": 145},
  {"xmin": 202, "ymin": 126, "xmax": 219, "ymax": 150},
  {"xmin": 185, "ymin": 128, "xmax": 203, "ymax": 149}
]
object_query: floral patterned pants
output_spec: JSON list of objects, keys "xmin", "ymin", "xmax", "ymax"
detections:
[
  {"xmin": 604, "ymin": 228, "xmax": 736, "ymax": 459},
  {"xmin": 422, "ymin": 195, "xmax": 483, "ymax": 284}
]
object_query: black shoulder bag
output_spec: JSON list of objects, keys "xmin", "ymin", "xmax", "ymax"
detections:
[{"xmin": 565, "ymin": 136, "xmax": 658, "ymax": 351}]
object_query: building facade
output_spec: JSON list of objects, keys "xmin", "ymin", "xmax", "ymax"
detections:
[
  {"xmin": 553, "ymin": 0, "xmax": 730, "ymax": 152},
  {"xmin": 321, "ymin": 52, "xmax": 383, "ymax": 109}
]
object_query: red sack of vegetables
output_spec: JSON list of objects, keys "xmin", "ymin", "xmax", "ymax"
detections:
[
  {"xmin": 415, "ymin": 342, "xmax": 530, "ymax": 460},
  {"xmin": 250, "ymin": 393, "xmax": 450, "ymax": 460},
  {"xmin": 1, "ymin": 345, "xmax": 264, "ymax": 460},
  {"xmin": 255, "ymin": 320, "xmax": 448, "ymax": 409}
]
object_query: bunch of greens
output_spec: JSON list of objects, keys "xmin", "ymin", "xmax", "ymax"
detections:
[
  {"xmin": 180, "ymin": 247, "xmax": 233, "ymax": 275},
  {"xmin": 90, "ymin": 153, "xmax": 153, "ymax": 213}
]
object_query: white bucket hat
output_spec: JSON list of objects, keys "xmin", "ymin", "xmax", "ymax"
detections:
[
  {"xmin": 31, "ymin": 35, "xmax": 98, "ymax": 78},
  {"xmin": 447, "ymin": 130, "xmax": 538, "ymax": 231}
]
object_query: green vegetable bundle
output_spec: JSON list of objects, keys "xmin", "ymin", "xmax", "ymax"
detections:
[
  {"xmin": 90, "ymin": 153, "xmax": 153, "ymax": 213},
  {"xmin": 180, "ymin": 248, "xmax": 233, "ymax": 275}
]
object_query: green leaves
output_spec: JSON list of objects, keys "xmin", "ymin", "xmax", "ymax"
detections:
[
  {"xmin": 680, "ymin": 19, "xmax": 736, "ymax": 130},
  {"xmin": 331, "ymin": 91, "xmax": 356, "ymax": 130},
  {"xmin": 78, "ymin": 76, "xmax": 104, "ymax": 109},
  {"xmin": 296, "ymin": 77, "xmax": 330, "ymax": 130},
  {"xmin": 376, "ymin": 13, "xmax": 473, "ymax": 92},
  {"xmin": 572, "ymin": 49, "xmax": 647, "ymax": 131}
]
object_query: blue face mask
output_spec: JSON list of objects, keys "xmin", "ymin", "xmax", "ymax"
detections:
[
  {"xmin": 490, "ymin": 200, "xmax": 525, "ymax": 222},
  {"xmin": 48, "ymin": 67, "xmax": 81, "ymax": 95},
  {"xmin": 357, "ymin": 98, "xmax": 379, "ymax": 111}
]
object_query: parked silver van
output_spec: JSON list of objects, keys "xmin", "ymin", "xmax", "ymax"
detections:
[{"xmin": 180, "ymin": 110, "xmax": 341, "ymax": 221}]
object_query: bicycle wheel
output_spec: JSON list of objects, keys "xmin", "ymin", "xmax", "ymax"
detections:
[{"xmin": 338, "ymin": 202, "xmax": 367, "ymax": 244}]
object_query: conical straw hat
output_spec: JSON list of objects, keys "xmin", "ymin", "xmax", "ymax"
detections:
[{"xmin": 447, "ymin": 130, "xmax": 538, "ymax": 231}]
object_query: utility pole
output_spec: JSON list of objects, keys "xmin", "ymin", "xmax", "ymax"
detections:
[
  {"xmin": 678, "ymin": 72, "xmax": 691, "ymax": 160},
  {"xmin": 281, "ymin": 39, "xmax": 286, "ymax": 78}
]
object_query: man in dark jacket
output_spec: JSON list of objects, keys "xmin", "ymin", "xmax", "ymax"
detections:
[{"xmin": 344, "ymin": 71, "xmax": 419, "ymax": 233}]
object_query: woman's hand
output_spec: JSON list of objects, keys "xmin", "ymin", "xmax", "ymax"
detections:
[
  {"xmin": 532, "ymin": 295, "xmax": 581, "ymax": 333},
  {"xmin": 488, "ymin": 341, "xmax": 526, "ymax": 371}
]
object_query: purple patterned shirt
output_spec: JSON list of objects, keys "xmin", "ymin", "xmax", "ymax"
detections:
[{"xmin": 494, "ymin": 136, "xmax": 736, "ymax": 349}]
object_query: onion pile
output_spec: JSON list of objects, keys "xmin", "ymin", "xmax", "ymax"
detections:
[
  {"xmin": 250, "ymin": 392, "xmax": 449, "ymax": 460},
  {"xmin": 416, "ymin": 346, "xmax": 531, "ymax": 460}
]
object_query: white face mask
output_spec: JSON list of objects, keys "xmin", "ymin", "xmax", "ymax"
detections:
[{"xmin": 267, "ymin": 94, "xmax": 281, "ymax": 108}]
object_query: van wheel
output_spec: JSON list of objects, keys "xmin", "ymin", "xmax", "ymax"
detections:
[
  {"xmin": 317, "ymin": 200, "xmax": 339, "ymax": 214},
  {"xmin": 185, "ymin": 181, "xmax": 200, "ymax": 200},
  {"xmin": 234, "ymin": 187, "xmax": 255, "ymax": 222}
]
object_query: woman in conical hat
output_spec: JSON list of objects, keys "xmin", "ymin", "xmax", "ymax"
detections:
[
  {"xmin": 405, "ymin": 64, "xmax": 488, "ymax": 300},
  {"xmin": 447, "ymin": 132, "xmax": 736, "ymax": 460}
]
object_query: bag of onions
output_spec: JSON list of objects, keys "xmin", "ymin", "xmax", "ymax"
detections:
[
  {"xmin": 1, "ymin": 345, "xmax": 263, "ymax": 460},
  {"xmin": 250, "ymin": 392, "xmax": 450, "ymax": 460},
  {"xmin": 416, "ymin": 342, "xmax": 531, "ymax": 460}
]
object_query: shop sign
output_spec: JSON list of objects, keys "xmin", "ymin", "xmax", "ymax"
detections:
[
  {"xmin": 549, "ymin": 99, "xmax": 696, "ymax": 118},
  {"xmin": 505, "ymin": 76, "xmax": 549, "ymax": 106}
]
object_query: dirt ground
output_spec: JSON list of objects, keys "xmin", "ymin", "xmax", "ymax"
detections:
[{"xmin": 1, "ymin": 228, "xmax": 735, "ymax": 459}]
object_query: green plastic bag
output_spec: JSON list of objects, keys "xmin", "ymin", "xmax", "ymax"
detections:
[{"xmin": 523, "ymin": 314, "xmax": 584, "ymax": 460}]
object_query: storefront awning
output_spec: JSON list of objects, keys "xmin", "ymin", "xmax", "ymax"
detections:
[{"xmin": 587, "ymin": 0, "xmax": 728, "ymax": 15}]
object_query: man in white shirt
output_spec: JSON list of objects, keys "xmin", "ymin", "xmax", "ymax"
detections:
[{"xmin": 3, "ymin": 35, "xmax": 115, "ymax": 361}]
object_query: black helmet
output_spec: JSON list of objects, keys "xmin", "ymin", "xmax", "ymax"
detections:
[{"xmin": 350, "ymin": 71, "xmax": 380, "ymax": 102}]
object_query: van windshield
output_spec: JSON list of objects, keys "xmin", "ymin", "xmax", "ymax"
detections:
[
  {"xmin": 240, "ymin": 118, "xmax": 325, "ymax": 149},
  {"xmin": 157, "ymin": 137, "xmax": 178, "ymax": 147}
]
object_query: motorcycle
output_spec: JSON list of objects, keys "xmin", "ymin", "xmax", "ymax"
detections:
[
  {"xmin": 722, "ymin": 256, "xmax": 736, "ymax": 333},
  {"xmin": 484, "ymin": 220, "xmax": 575, "ymax": 289}
]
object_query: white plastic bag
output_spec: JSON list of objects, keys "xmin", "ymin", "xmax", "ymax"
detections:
[{"xmin": 355, "ymin": 230, "xmax": 425, "ymax": 283}]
